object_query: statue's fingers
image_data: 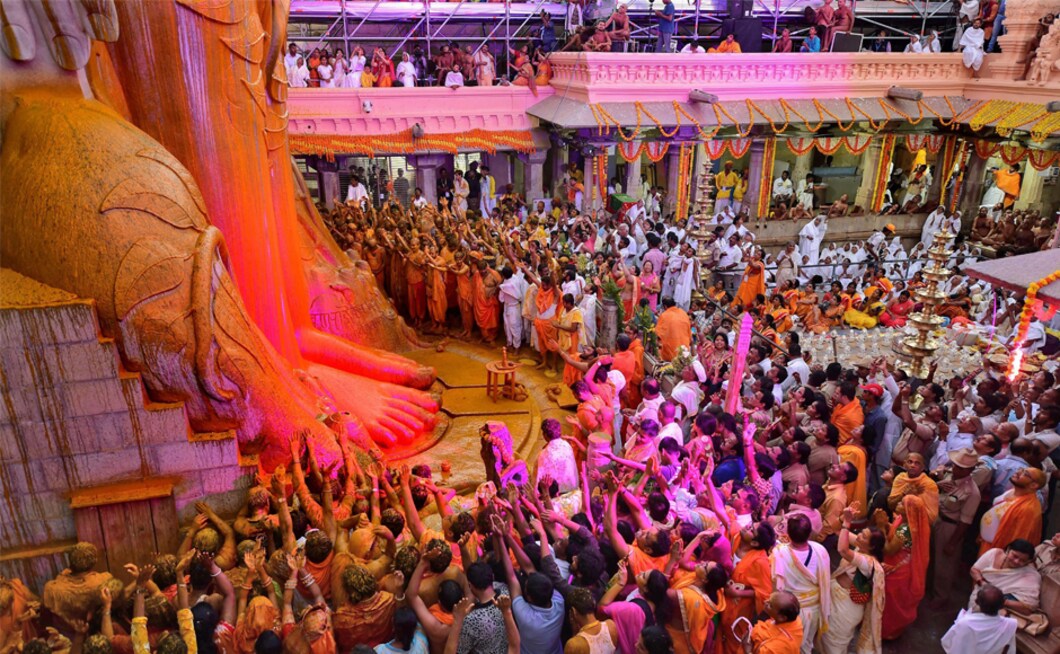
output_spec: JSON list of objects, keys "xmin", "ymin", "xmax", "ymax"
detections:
[
  {"xmin": 0, "ymin": 0, "xmax": 37, "ymax": 61},
  {"xmin": 78, "ymin": 0, "xmax": 117, "ymax": 42},
  {"xmin": 28, "ymin": 0, "xmax": 91, "ymax": 70}
]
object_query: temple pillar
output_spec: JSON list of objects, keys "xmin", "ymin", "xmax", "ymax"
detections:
[
  {"xmin": 409, "ymin": 153, "xmax": 448, "ymax": 204},
  {"xmin": 743, "ymin": 140, "xmax": 767, "ymax": 220},
  {"xmin": 551, "ymin": 144, "xmax": 569, "ymax": 198},
  {"xmin": 1016, "ymin": 164, "xmax": 1043, "ymax": 210},
  {"xmin": 792, "ymin": 149, "xmax": 815, "ymax": 195},
  {"xmin": 986, "ymin": 0, "xmax": 1051, "ymax": 80},
  {"xmin": 665, "ymin": 147, "xmax": 681, "ymax": 215},
  {"xmin": 321, "ymin": 170, "xmax": 340, "ymax": 209},
  {"xmin": 958, "ymin": 152, "xmax": 989, "ymax": 222},
  {"xmin": 522, "ymin": 149, "xmax": 548, "ymax": 204},
  {"xmin": 625, "ymin": 141, "xmax": 643, "ymax": 200},
  {"xmin": 855, "ymin": 138, "xmax": 883, "ymax": 209}
]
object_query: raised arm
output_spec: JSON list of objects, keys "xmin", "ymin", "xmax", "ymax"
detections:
[
  {"xmin": 398, "ymin": 465, "xmax": 427, "ymax": 542},
  {"xmin": 603, "ymin": 476, "xmax": 631, "ymax": 559},
  {"xmin": 270, "ymin": 468, "xmax": 297, "ymax": 553},
  {"xmin": 407, "ymin": 558, "xmax": 449, "ymax": 643}
]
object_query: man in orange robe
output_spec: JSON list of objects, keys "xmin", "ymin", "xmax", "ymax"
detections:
[
  {"xmin": 472, "ymin": 259, "xmax": 501, "ymax": 343},
  {"xmin": 533, "ymin": 279, "xmax": 560, "ymax": 359},
  {"xmin": 746, "ymin": 592, "xmax": 804, "ymax": 654},
  {"xmin": 830, "ymin": 383, "xmax": 864, "ymax": 446},
  {"xmin": 993, "ymin": 165, "xmax": 1021, "ymax": 208},
  {"xmin": 978, "ymin": 467, "xmax": 1046, "ymax": 555},
  {"xmin": 656, "ymin": 296, "xmax": 691, "ymax": 360}
]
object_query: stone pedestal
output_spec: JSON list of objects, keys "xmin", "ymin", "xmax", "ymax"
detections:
[
  {"xmin": 522, "ymin": 150, "xmax": 548, "ymax": 204},
  {"xmin": 855, "ymin": 138, "xmax": 884, "ymax": 209},
  {"xmin": 409, "ymin": 154, "xmax": 449, "ymax": 204},
  {"xmin": 743, "ymin": 140, "xmax": 767, "ymax": 219}
]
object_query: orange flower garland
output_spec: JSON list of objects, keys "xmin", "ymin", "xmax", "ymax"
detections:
[
  {"xmin": 1030, "ymin": 111, "xmax": 1060, "ymax": 143},
  {"xmin": 756, "ymin": 138, "xmax": 777, "ymax": 218},
  {"xmin": 288, "ymin": 129, "xmax": 536, "ymax": 160},
  {"xmin": 1008, "ymin": 269, "xmax": 1060, "ymax": 379},
  {"xmin": 675, "ymin": 144, "xmax": 694, "ymax": 222},
  {"xmin": 870, "ymin": 134, "xmax": 896, "ymax": 212}
]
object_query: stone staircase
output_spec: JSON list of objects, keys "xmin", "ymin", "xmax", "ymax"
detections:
[{"xmin": 0, "ymin": 269, "xmax": 248, "ymax": 589}]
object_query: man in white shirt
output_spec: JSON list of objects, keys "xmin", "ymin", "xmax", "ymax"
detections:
[
  {"xmin": 411, "ymin": 187, "xmax": 428, "ymax": 210},
  {"xmin": 657, "ymin": 401, "xmax": 684, "ymax": 445},
  {"xmin": 772, "ymin": 170, "xmax": 794, "ymax": 206},
  {"xmin": 941, "ymin": 584, "xmax": 1017, "ymax": 654},
  {"xmin": 680, "ymin": 39, "xmax": 706, "ymax": 53},
  {"xmin": 346, "ymin": 175, "xmax": 368, "ymax": 206},
  {"xmin": 783, "ymin": 344, "xmax": 811, "ymax": 391},
  {"xmin": 284, "ymin": 43, "xmax": 301, "ymax": 70}
]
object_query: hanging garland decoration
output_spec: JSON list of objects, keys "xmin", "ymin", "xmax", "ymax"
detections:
[
  {"xmin": 713, "ymin": 102, "xmax": 755, "ymax": 138},
  {"xmin": 672, "ymin": 101, "xmax": 723, "ymax": 141},
  {"xmin": 617, "ymin": 140, "xmax": 644, "ymax": 163},
  {"xmin": 925, "ymin": 96, "xmax": 981, "ymax": 127},
  {"xmin": 1028, "ymin": 149, "xmax": 1060, "ymax": 171},
  {"xmin": 756, "ymin": 137, "xmax": 777, "ymax": 218},
  {"xmin": 969, "ymin": 100, "xmax": 1021, "ymax": 132},
  {"xmin": 675, "ymin": 144, "xmax": 695, "ymax": 223},
  {"xmin": 1000, "ymin": 144, "xmax": 1028, "ymax": 167},
  {"xmin": 842, "ymin": 134, "xmax": 874, "ymax": 155},
  {"xmin": 704, "ymin": 139, "xmax": 729, "ymax": 159},
  {"xmin": 813, "ymin": 98, "xmax": 860, "ymax": 131},
  {"xmin": 785, "ymin": 137, "xmax": 817, "ymax": 155},
  {"xmin": 288, "ymin": 129, "xmax": 537, "ymax": 160},
  {"xmin": 878, "ymin": 98, "xmax": 925, "ymax": 126},
  {"xmin": 592, "ymin": 104, "xmax": 642, "ymax": 142},
  {"xmin": 1007, "ymin": 269, "xmax": 1060, "ymax": 380},
  {"xmin": 644, "ymin": 141, "xmax": 670, "ymax": 162},
  {"xmin": 870, "ymin": 133, "xmax": 897, "ymax": 213},
  {"xmin": 784, "ymin": 135, "xmax": 873, "ymax": 156},
  {"xmin": 905, "ymin": 133, "xmax": 946, "ymax": 154},
  {"xmin": 813, "ymin": 136, "xmax": 845, "ymax": 155},
  {"xmin": 727, "ymin": 138, "xmax": 753, "ymax": 158},
  {"xmin": 973, "ymin": 139, "xmax": 1002, "ymax": 159},
  {"xmin": 938, "ymin": 135, "xmax": 960, "ymax": 207},
  {"xmin": 746, "ymin": 99, "xmax": 793, "ymax": 134},
  {"xmin": 1030, "ymin": 111, "xmax": 1060, "ymax": 143},
  {"xmin": 636, "ymin": 102, "xmax": 682, "ymax": 138},
  {"xmin": 949, "ymin": 143, "xmax": 971, "ymax": 212},
  {"xmin": 593, "ymin": 154, "xmax": 610, "ymax": 202},
  {"xmin": 995, "ymin": 103, "xmax": 1049, "ymax": 137}
]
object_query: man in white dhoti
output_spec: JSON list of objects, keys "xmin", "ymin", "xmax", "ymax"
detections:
[
  {"xmin": 578, "ymin": 285, "xmax": 598, "ymax": 346},
  {"xmin": 921, "ymin": 206, "xmax": 947, "ymax": 248},
  {"xmin": 288, "ymin": 56, "xmax": 310, "ymax": 88},
  {"xmin": 673, "ymin": 244, "xmax": 697, "ymax": 311},
  {"xmin": 773, "ymin": 513, "xmax": 832, "ymax": 654},
  {"xmin": 796, "ymin": 173, "xmax": 820, "ymax": 210},
  {"xmin": 941, "ymin": 585, "xmax": 1017, "ymax": 654},
  {"xmin": 961, "ymin": 19, "xmax": 986, "ymax": 74},
  {"xmin": 499, "ymin": 267, "xmax": 526, "ymax": 350},
  {"xmin": 798, "ymin": 215, "xmax": 827, "ymax": 265}
]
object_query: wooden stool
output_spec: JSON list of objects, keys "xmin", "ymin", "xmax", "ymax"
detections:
[{"xmin": 486, "ymin": 347, "xmax": 521, "ymax": 402}]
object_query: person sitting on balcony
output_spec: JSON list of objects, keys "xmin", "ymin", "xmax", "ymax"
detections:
[
  {"xmin": 681, "ymin": 38, "xmax": 707, "ymax": 53},
  {"xmin": 828, "ymin": 194, "xmax": 850, "ymax": 218},
  {"xmin": 396, "ymin": 53, "xmax": 417, "ymax": 88},
  {"xmin": 710, "ymin": 33, "xmax": 743, "ymax": 53},
  {"xmin": 600, "ymin": 5, "xmax": 631, "ymax": 51},
  {"xmin": 815, "ymin": 0, "xmax": 836, "ymax": 48},
  {"xmin": 869, "ymin": 29, "xmax": 892, "ymax": 52},
  {"xmin": 800, "ymin": 27, "xmax": 822, "ymax": 52},
  {"xmin": 834, "ymin": 0, "xmax": 854, "ymax": 37},
  {"xmin": 586, "ymin": 22, "xmax": 613, "ymax": 52},
  {"xmin": 773, "ymin": 170, "xmax": 794, "ymax": 206},
  {"xmin": 961, "ymin": 18, "xmax": 986, "ymax": 76},
  {"xmin": 925, "ymin": 30, "xmax": 942, "ymax": 52},
  {"xmin": 773, "ymin": 28, "xmax": 794, "ymax": 52},
  {"xmin": 510, "ymin": 43, "xmax": 539, "ymax": 95},
  {"xmin": 434, "ymin": 44, "xmax": 455, "ymax": 86},
  {"xmin": 904, "ymin": 34, "xmax": 924, "ymax": 53}
]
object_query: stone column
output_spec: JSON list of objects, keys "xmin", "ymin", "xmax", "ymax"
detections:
[
  {"xmin": 958, "ymin": 151, "xmax": 989, "ymax": 220},
  {"xmin": 743, "ymin": 140, "xmax": 767, "ymax": 220},
  {"xmin": 625, "ymin": 140, "xmax": 643, "ymax": 200},
  {"xmin": 1015, "ymin": 164, "xmax": 1043, "ymax": 210},
  {"xmin": 665, "ymin": 147, "xmax": 682, "ymax": 216},
  {"xmin": 855, "ymin": 138, "xmax": 883, "ymax": 209},
  {"xmin": 987, "ymin": 0, "xmax": 1052, "ymax": 80},
  {"xmin": 408, "ymin": 153, "xmax": 448, "ymax": 204},
  {"xmin": 551, "ymin": 145, "xmax": 569, "ymax": 198},
  {"xmin": 522, "ymin": 149, "xmax": 548, "ymax": 204},
  {"xmin": 791, "ymin": 149, "xmax": 814, "ymax": 188},
  {"xmin": 321, "ymin": 170, "xmax": 340, "ymax": 209}
]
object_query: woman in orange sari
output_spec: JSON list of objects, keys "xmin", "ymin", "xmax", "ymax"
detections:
[
  {"xmin": 732, "ymin": 248, "xmax": 766, "ymax": 311},
  {"xmin": 878, "ymin": 290, "xmax": 914, "ymax": 328},
  {"xmin": 533, "ymin": 47, "xmax": 553, "ymax": 86},
  {"xmin": 719, "ymin": 523, "xmax": 776, "ymax": 654},
  {"xmin": 371, "ymin": 48, "xmax": 394, "ymax": 87},
  {"xmin": 878, "ymin": 495, "xmax": 931, "ymax": 640},
  {"xmin": 425, "ymin": 242, "xmax": 449, "ymax": 332}
]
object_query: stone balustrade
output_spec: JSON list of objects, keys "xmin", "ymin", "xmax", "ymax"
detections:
[
  {"xmin": 547, "ymin": 52, "xmax": 975, "ymax": 103},
  {"xmin": 287, "ymin": 85, "xmax": 552, "ymax": 136}
]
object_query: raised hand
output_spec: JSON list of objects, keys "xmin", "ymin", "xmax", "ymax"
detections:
[
  {"xmin": 453, "ymin": 596, "xmax": 475, "ymax": 620},
  {"xmin": 496, "ymin": 594, "xmax": 512, "ymax": 613}
]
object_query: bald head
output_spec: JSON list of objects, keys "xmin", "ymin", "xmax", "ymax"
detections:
[
  {"xmin": 995, "ymin": 422, "xmax": 1019, "ymax": 444},
  {"xmin": 976, "ymin": 584, "xmax": 1005, "ymax": 616},
  {"xmin": 768, "ymin": 591, "xmax": 800, "ymax": 623}
]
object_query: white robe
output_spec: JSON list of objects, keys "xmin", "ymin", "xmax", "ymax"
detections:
[
  {"xmin": 798, "ymin": 219, "xmax": 826, "ymax": 265},
  {"xmin": 921, "ymin": 208, "xmax": 946, "ymax": 249},
  {"xmin": 288, "ymin": 64, "xmax": 310, "ymax": 88},
  {"xmin": 961, "ymin": 26, "xmax": 985, "ymax": 71},
  {"xmin": 578, "ymin": 293, "xmax": 598, "ymax": 346},
  {"xmin": 346, "ymin": 55, "xmax": 366, "ymax": 87},
  {"xmin": 673, "ymin": 256, "xmax": 696, "ymax": 311},
  {"xmin": 396, "ymin": 61, "xmax": 417, "ymax": 87},
  {"xmin": 941, "ymin": 610, "xmax": 1017, "ymax": 654}
]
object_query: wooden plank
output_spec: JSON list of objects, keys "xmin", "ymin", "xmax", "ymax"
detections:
[
  {"xmin": 72, "ymin": 507, "xmax": 108, "ymax": 572},
  {"xmin": 68, "ymin": 476, "xmax": 180, "ymax": 509},
  {"xmin": 149, "ymin": 497, "xmax": 180, "ymax": 556}
]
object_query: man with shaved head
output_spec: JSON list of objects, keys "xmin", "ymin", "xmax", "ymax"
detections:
[
  {"xmin": 979, "ymin": 466, "xmax": 1047, "ymax": 555},
  {"xmin": 941, "ymin": 584, "xmax": 1017, "ymax": 653},
  {"xmin": 740, "ymin": 591, "xmax": 803, "ymax": 654}
]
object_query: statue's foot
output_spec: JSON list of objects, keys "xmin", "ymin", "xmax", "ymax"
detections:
[
  {"xmin": 306, "ymin": 364, "xmax": 439, "ymax": 449},
  {"xmin": 299, "ymin": 327, "xmax": 435, "ymax": 390}
]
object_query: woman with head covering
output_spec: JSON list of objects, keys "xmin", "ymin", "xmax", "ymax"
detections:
[{"xmin": 878, "ymin": 495, "xmax": 932, "ymax": 640}]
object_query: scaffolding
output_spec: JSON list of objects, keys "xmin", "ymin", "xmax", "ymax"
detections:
[{"xmin": 287, "ymin": 0, "xmax": 961, "ymax": 55}]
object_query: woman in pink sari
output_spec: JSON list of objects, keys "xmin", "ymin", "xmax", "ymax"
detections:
[
  {"xmin": 878, "ymin": 494, "xmax": 931, "ymax": 640},
  {"xmin": 639, "ymin": 260, "xmax": 661, "ymax": 312},
  {"xmin": 878, "ymin": 290, "xmax": 915, "ymax": 328}
]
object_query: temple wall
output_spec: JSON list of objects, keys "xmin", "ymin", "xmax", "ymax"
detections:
[{"xmin": 0, "ymin": 270, "xmax": 250, "ymax": 590}]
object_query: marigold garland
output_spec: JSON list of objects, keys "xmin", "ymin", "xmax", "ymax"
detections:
[
  {"xmin": 712, "ymin": 102, "xmax": 755, "ymax": 138},
  {"xmin": 756, "ymin": 138, "xmax": 777, "ymax": 218},
  {"xmin": 949, "ymin": 144, "xmax": 971, "ymax": 212},
  {"xmin": 995, "ymin": 103, "xmax": 1049, "ymax": 137},
  {"xmin": 871, "ymin": 133, "xmax": 897, "ymax": 212},
  {"xmin": 969, "ymin": 100, "xmax": 1020, "ymax": 132},
  {"xmin": 675, "ymin": 144, "xmax": 695, "ymax": 222},
  {"xmin": 973, "ymin": 139, "xmax": 1002, "ymax": 159},
  {"xmin": 617, "ymin": 140, "xmax": 644, "ymax": 162},
  {"xmin": 1028, "ymin": 149, "xmax": 1060, "ymax": 171},
  {"xmin": 938, "ymin": 135, "xmax": 959, "ymax": 206},
  {"xmin": 878, "ymin": 98, "xmax": 925, "ymax": 126},
  {"xmin": 1009, "ymin": 269, "xmax": 1060, "ymax": 378},
  {"xmin": 644, "ymin": 141, "xmax": 670, "ymax": 162},
  {"xmin": 1030, "ymin": 111, "xmax": 1060, "ymax": 143},
  {"xmin": 287, "ymin": 129, "xmax": 536, "ymax": 159},
  {"xmin": 637, "ymin": 102, "xmax": 681, "ymax": 138},
  {"xmin": 595, "ymin": 154, "xmax": 608, "ymax": 202},
  {"xmin": 726, "ymin": 138, "xmax": 753, "ymax": 158},
  {"xmin": 672, "ymin": 101, "xmax": 723, "ymax": 141}
]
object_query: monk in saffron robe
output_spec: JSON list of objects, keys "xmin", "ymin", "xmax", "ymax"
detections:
[
  {"xmin": 888, "ymin": 454, "xmax": 940, "ymax": 524},
  {"xmin": 450, "ymin": 252, "xmax": 475, "ymax": 339},
  {"xmin": 838, "ymin": 431, "xmax": 869, "ymax": 520},
  {"xmin": 666, "ymin": 562, "xmax": 727, "ymax": 654},
  {"xmin": 733, "ymin": 254, "xmax": 767, "ymax": 311},
  {"xmin": 656, "ymin": 297, "xmax": 692, "ymax": 361},
  {"xmin": 720, "ymin": 529, "xmax": 775, "ymax": 654},
  {"xmin": 472, "ymin": 259, "xmax": 502, "ymax": 343},
  {"xmin": 879, "ymin": 496, "xmax": 931, "ymax": 640},
  {"xmin": 993, "ymin": 165, "xmax": 1021, "ymax": 208},
  {"xmin": 830, "ymin": 392, "xmax": 864, "ymax": 446},
  {"xmin": 533, "ymin": 277, "xmax": 560, "ymax": 366},
  {"xmin": 978, "ymin": 467, "xmax": 1046, "ymax": 555},
  {"xmin": 747, "ymin": 592, "xmax": 804, "ymax": 654}
]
